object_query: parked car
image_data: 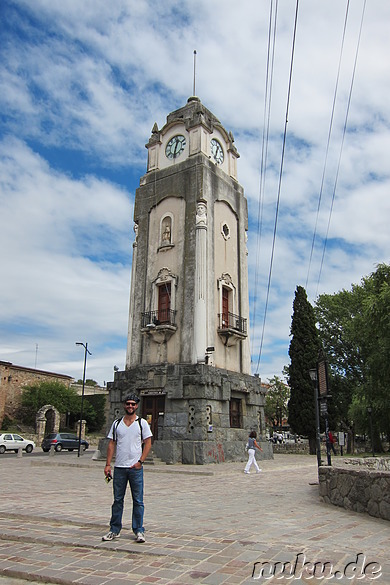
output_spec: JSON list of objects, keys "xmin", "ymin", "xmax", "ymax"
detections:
[
  {"xmin": 41, "ymin": 432, "xmax": 89, "ymax": 452},
  {"xmin": 0, "ymin": 432, "xmax": 36, "ymax": 454}
]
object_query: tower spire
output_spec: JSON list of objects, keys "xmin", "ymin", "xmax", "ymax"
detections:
[{"xmin": 193, "ymin": 50, "xmax": 197, "ymax": 96}]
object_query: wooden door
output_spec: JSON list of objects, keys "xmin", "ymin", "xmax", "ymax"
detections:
[
  {"xmin": 158, "ymin": 283, "xmax": 171, "ymax": 323},
  {"xmin": 222, "ymin": 287, "xmax": 229, "ymax": 327},
  {"xmin": 142, "ymin": 395, "xmax": 165, "ymax": 441}
]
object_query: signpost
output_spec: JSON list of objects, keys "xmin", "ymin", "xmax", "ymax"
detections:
[{"xmin": 318, "ymin": 350, "xmax": 331, "ymax": 466}]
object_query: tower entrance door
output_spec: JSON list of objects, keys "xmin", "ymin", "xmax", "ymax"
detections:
[{"xmin": 142, "ymin": 394, "xmax": 165, "ymax": 441}]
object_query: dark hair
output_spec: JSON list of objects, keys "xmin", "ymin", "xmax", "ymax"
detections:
[{"xmin": 249, "ymin": 431, "xmax": 257, "ymax": 439}]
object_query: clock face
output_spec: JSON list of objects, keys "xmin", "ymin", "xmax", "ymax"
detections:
[
  {"xmin": 165, "ymin": 135, "xmax": 186, "ymax": 159},
  {"xmin": 210, "ymin": 138, "xmax": 224, "ymax": 164}
]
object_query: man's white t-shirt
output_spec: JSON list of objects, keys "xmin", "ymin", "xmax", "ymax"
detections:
[{"xmin": 107, "ymin": 416, "xmax": 153, "ymax": 468}]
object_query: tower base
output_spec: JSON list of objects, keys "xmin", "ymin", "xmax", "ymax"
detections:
[{"xmin": 103, "ymin": 363, "xmax": 273, "ymax": 465}]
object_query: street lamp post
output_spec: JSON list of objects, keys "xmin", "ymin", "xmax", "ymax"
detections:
[
  {"xmin": 75, "ymin": 342, "xmax": 91, "ymax": 457},
  {"xmin": 367, "ymin": 406, "xmax": 375, "ymax": 458},
  {"xmin": 309, "ymin": 368, "xmax": 322, "ymax": 468}
]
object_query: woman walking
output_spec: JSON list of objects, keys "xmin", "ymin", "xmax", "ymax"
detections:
[{"xmin": 244, "ymin": 431, "xmax": 263, "ymax": 474}]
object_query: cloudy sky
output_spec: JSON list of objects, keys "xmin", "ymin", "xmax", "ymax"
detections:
[{"xmin": 1, "ymin": 0, "xmax": 389, "ymax": 387}]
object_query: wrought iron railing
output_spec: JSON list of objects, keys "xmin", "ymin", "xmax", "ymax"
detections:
[
  {"xmin": 218, "ymin": 312, "xmax": 247, "ymax": 335},
  {"xmin": 141, "ymin": 309, "xmax": 176, "ymax": 328}
]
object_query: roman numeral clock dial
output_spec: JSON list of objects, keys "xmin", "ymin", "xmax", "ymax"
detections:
[
  {"xmin": 210, "ymin": 138, "xmax": 224, "ymax": 164},
  {"xmin": 165, "ymin": 135, "xmax": 186, "ymax": 159}
]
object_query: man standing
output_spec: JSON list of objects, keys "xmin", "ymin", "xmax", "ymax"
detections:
[{"xmin": 102, "ymin": 393, "xmax": 152, "ymax": 543}]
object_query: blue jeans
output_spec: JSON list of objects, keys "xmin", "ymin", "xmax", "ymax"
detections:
[{"xmin": 110, "ymin": 467, "xmax": 144, "ymax": 535}]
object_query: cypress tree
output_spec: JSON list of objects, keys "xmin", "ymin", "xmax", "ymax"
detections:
[{"xmin": 287, "ymin": 285, "xmax": 321, "ymax": 454}]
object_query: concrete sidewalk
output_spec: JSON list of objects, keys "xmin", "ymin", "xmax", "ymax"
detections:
[{"xmin": 0, "ymin": 453, "xmax": 389, "ymax": 584}]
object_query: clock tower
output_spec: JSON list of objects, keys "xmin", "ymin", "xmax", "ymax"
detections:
[{"xmin": 107, "ymin": 97, "xmax": 270, "ymax": 464}]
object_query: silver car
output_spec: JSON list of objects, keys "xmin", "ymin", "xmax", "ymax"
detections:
[{"xmin": 0, "ymin": 432, "xmax": 36, "ymax": 454}]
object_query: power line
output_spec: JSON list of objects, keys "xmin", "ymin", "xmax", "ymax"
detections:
[
  {"xmin": 305, "ymin": 0, "xmax": 351, "ymax": 293},
  {"xmin": 315, "ymin": 0, "xmax": 367, "ymax": 298},
  {"xmin": 255, "ymin": 0, "xmax": 300, "ymax": 374},
  {"xmin": 251, "ymin": 0, "xmax": 278, "ymax": 358}
]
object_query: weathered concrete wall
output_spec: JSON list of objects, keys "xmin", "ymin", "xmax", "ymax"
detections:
[
  {"xmin": 319, "ymin": 463, "xmax": 390, "ymax": 521},
  {"xmin": 102, "ymin": 363, "xmax": 272, "ymax": 465}
]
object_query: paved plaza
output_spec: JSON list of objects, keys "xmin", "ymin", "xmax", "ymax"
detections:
[{"xmin": 0, "ymin": 452, "xmax": 389, "ymax": 584}]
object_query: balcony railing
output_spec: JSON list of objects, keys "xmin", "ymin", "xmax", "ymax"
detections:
[
  {"xmin": 141, "ymin": 309, "xmax": 177, "ymax": 328},
  {"xmin": 218, "ymin": 312, "xmax": 247, "ymax": 335}
]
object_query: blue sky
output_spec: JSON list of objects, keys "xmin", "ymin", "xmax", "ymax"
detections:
[{"xmin": 1, "ymin": 0, "xmax": 389, "ymax": 386}]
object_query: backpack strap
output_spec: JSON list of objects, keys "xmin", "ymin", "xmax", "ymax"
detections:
[
  {"xmin": 112, "ymin": 416, "xmax": 144, "ymax": 444},
  {"xmin": 112, "ymin": 417, "xmax": 122, "ymax": 442},
  {"xmin": 138, "ymin": 416, "xmax": 143, "ymax": 443}
]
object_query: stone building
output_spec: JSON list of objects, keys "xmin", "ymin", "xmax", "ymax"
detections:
[
  {"xmin": 0, "ymin": 361, "xmax": 73, "ymax": 427},
  {"xmin": 106, "ymin": 97, "xmax": 271, "ymax": 464}
]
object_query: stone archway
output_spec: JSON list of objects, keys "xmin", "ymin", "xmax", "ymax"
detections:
[{"xmin": 36, "ymin": 404, "xmax": 60, "ymax": 444}]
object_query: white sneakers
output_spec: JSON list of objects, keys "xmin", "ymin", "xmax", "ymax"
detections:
[
  {"xmin": 102, "ymin": 531, "xmax": 120, "ymax": 541},
  {"xmin": 102, "ymin": 530, "xmax": 145, "ymax": 543},
  {"xmin": 136, "ymin": 532, "xmax": 145, "ymax": 543}
]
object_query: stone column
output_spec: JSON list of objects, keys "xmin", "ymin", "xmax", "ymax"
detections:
[
  {"xmin": 76, "ymin": 420, "xmax": 87, "ymax": 440},
  {"xmin": 126, "ymin": 223, "xmax": 138, "ymax": 367},
  {"xmin": 194, "ymin": 202, "xmax": 208, "ymax": 363}
]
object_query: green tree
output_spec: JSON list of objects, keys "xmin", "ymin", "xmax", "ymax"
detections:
[
  {"xmin": 19, "ymin": 380, "xmax": 105, "ymax": 434},
  {"xmin": 287, "ymin": 285, "xmax": 321, "ymax": 454},
  {"xmin": 264, "ymin": 376, "xmax": 290, "ymax": 430},
  {"xmin": 315, "ymin": 263, "xmax": 390, "ymax": 452},
  {"xmin": 76, "ymin": 379, "xmax": 98, "ymax": 387},
  {"xmin": 84, "ymin": 394, "xmax": 106, "ymax": 432},
  {"xmin": 19, "ymin": 381, "xmax": 81, "ymax": 426},
  {"xmin": 314, "ymin": 288, "xmax": 363, "ymax": 452}
]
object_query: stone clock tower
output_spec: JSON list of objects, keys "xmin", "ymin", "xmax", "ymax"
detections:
[{"xmin": 107, "ymin": 97, "xmax": 270, "ymax": 464}]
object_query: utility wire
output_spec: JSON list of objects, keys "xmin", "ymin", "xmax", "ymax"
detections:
[
  {"xmin": 255, "ymin": 0, "xmax": 300, "ymax": 374},
  {"xmin": 251, "ymin": 0, "xmax": 278, "ymax": 358},
  {"xmin": 315, "ymin": 0, "xmax": 367, "ymax": 298},
  {"xmin": 305, "ymin": 0, "xmax": 351, "ymax": 293}
]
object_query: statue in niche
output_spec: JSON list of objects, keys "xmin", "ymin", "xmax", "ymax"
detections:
[
  {"xmin": 161, "ymin": 218, "xmax": 171, "ymax": 245},
  {"xmin": 196, "ymin": 202, "xmax": 207, "ymax": 226}
]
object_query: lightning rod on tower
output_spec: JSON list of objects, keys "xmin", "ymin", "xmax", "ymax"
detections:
[{"xmin": 193, "ymin": 50, "xmax": 197, "ymax": 96}]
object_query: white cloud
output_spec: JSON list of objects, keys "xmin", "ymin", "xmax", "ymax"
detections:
[
  {"xmin": 1, "ymin": 0, "xmax": 389, "ymax": 386},
  {"xmin": 0, "ymin": 136, "xmax": 132, "ymax": 383}
]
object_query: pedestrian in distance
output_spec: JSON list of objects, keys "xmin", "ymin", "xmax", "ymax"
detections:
[
  {"xmin": 328, "ymin": 430, "xmax": 337, "ymax": 455},
  {"xmin": 244, "ymin": 430, "xmax": 263, "ymax": 474},
  {"xmin": 102, "ymin": 393, "xmax": 152, "ymax": 543}
]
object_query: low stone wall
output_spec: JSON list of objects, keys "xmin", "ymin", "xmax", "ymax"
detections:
[
  {"xmin": 272, "ymin": 442, "xmax": 309, "ymax": 454},
  {"xmin": 319, "ymin": 462, "xmax": 390, "ymax": 521},
  {"xmin": 343, "ymin": 456, "xmax": 390, "ymax": 471}
]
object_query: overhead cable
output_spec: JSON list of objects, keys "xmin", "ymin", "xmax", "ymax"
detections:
[
  {"xmin": 315, "ymin": 0, "xmax": 367, "ymax": 298},
  {"xmin": 251, "ymin": 0, "xmax": 278, "ymax": 358},
  {"xmin": 305, "ymin": 0, "xmax": 351, "ymax": 294},
  {"xmin": 255, "ymin": 0, "xmax": 300, "ymax": 374}
]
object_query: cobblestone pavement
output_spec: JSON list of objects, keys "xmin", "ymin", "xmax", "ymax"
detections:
[{"xmin": 0, "ymin": 453, "xmax": 389, "ymax": 585}]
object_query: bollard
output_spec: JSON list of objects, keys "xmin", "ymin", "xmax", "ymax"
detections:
[
  {"xmin": 17, "ymin": 447, "xmax": 23, "ymax": 458},
  {"xmin": 49, "ymin": 445, "xmax": 55, "ymax": 456}
]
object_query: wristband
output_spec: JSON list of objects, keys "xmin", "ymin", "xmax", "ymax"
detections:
[{"xmin": 138, "ymin": 460, "xmax": 143, "ymax": 465}]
